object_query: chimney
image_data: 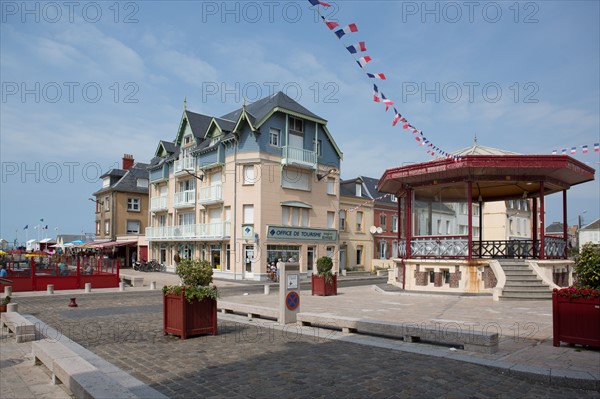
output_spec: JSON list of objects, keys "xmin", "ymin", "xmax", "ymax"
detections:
[{"xmin": 122, "ymin": 154, "xmax": 134, "ymax": 170}]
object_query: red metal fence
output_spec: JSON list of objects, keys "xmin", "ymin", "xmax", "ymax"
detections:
[{"xmin": 1, "ymin": 255, "xmax": 120, "ymax": 292}]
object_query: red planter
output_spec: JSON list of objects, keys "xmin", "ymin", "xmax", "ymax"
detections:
[
  {"xmin": 163, "ymin": 292, "xmax": 217, "ymax": 340},
  {"xmin": 552, "ymin": 293, "xmax": 600, "ymax": 348},
  {"xmin": 312, "ymin": 274, "xmax": 337, "ymax": 296}
]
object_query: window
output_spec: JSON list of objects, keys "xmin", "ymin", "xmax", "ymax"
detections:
[
  {"xmin": 282, "ymin": 207, "xmax": 309, "ymax": 227},
  {"xmin": 339, "ymin": 210, "xmax": 346, "ymax": 230},
  {"xmin": 356, "ymin": 245, "xmax": 363, "ymax": 265},
  {"xmin": 184, "ymin": 135, "xmax": 191, "ymax": 145},
  {"xmin": 355, "ymin": 183, "xmax": 362, "ymax": 197},
  {"xmin": 378, "ymin": 241, "xmax": 387, "ymax": 259},
  {"xmin": 102, "ymin": 177, "xmax": 110, "ymax": 188},
  {"xmin": 179, "ymin": 212, "xmax": 195, "ymax": 225},
  {"xmin": 326, "ymin": 177, "xmax": 335, "ymax": 195},
  {"xmin": 313, "ymin": 139, "xmax": 322, "ymax": 156},
  {"xmin": 104, "ymin": 220, "xmax": 110, "ymax": 235},
  {"xmin": 104, "ymin": 197, "xmax": 110, "ymax": 211},
  {"xmin": 327, "ymin": 211, "xmax": 335, "ymax": 228},
  {"xmin": 473, "ymin": 204, "xmax": 480, "ymax": 216},
  {"xmin": 392, "ymin": 216, "xmax": 398, "ymax": 233},
  {"xmin": 243, "ymin": 165, "xmax": 256, "ymax": 185},
  {"xmin": 379, "ymin": 214, "xmax": 387, "ymax": 231},
  {"xmin": 127, "ymin": 220, "xmax": 141, "ymax": 234},
  {"xmin": 137, "ymin": 178, "xmax": 148, "ymax": 188},
  {"xmin": 460, "ymin": 203, "xmax": 467, "ymax": 214},
  {"xmin": 289, "ymin": 116, "xmax": 303, "ymax": 134},
  {"xmin": 269, "ymin": 128, "xmax": 280, "ymax": 147},
  {"xmin": 356, "ymin": 211, "xmax": 363, "ymax": 232},
  {"xmin": 95, "ymin": 221, "xmax": 100, "ymax": 235},
  {"xmin": 243, "ymin": 205, "xmax": 254, "ymax": 224},
  {"xmin": 437, "ymin": 220, "xmax": 442, "ymax": 235},
  {"xmin": 282, "ymin": 168, "xmax": 309, "ymax": 190},
  {"xmin": 392, "ymin": 240, "xmax": 398, "ymax": 258},
  {"xmin": 95, "ymin": 201, "xmax": 101, "ymax": 213},
  {"xmin": 446, "ymin": 220, "xmax": 451, "ymax": 234},
  {"xmin": 127, "ymin": 198, "xmax": 140, "ymax": 211}
]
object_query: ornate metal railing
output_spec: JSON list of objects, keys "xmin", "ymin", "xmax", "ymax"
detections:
[{"xmin": 396, "ymin": 236, "xmax": 567, "ymax": 259}]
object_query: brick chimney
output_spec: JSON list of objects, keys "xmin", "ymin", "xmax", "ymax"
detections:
[{"xmin": 122, "ymin": 154, "xmax": 134, "ymax": 170}]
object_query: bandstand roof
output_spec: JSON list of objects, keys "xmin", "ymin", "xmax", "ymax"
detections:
[{"xmin": 378, "ymin": 154, "xmax": 595, "ymax": 202}]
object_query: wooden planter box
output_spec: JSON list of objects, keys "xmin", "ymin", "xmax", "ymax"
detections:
[
  {"xmin": 552, "ymin": 293, "xmax": 600, "ymax": 348},
  {"xmin": 312, "ymin": 274, "xmax": 337, "ymax": 296},
  {"xmin": 163, "ymin": 292, "xmax": 217, "ymax": 340}
]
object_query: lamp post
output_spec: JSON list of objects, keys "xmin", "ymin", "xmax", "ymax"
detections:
[{"xmin": 577, "ymin": 210, "xmax": 587, "ymax": 249}]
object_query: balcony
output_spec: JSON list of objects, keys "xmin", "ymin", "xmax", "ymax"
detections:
[
  {"xmin": 281, "ymin": 146, "xmax": 317, "ymax": 169},
  {"xmin": 198, "ymin": 184, "xmax": 223, "ymax": 205},
  {"xmin": 174, "ymin": 157, "xmax": 196, "ymax": 174},
  {"xmin": 150, "ymin": 195, "xmax": 168, "ymax": 212},
  {"xmin": 146, "ymin": 222, "xmax": 231, "ymax": 241},
  {"xmin": 173, "ymin": 190, "xmax": 196, "ymax": 208}
]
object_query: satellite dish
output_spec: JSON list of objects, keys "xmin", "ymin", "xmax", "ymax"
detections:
[
  {"xmin": 369, "ymin": 226, "xmax": 377, "ymax": 234},
  {"xmin": 376, "ymin": 227, "xmax": 383, "ymax": 234}
]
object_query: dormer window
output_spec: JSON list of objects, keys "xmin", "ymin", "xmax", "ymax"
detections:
[
  {"xmin": 355, "ymin": 183, "xmax": 362, "ymax": 197},
  {"xmin": 102, "ymin": 177, "xmax": 110, "ymax": 188},
  {"xmin": 184, "ymin": 136, "xmax": 191, "ymax": 145},
  {"xmin": 289, "ymin": 117, "xmax": 303, "ymax": 134},
  {"xmin": 137, "ymin": 178, "xmax": 148, "ymax": 188}
]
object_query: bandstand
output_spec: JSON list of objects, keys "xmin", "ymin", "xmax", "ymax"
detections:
[{"xmin": 378, "ymin": 145, "xmax": 595, "ymax": 300}]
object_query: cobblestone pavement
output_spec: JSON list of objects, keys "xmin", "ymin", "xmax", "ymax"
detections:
[{"xmin": 8, "ymin": 291, "xmax": 599, "ymax": 399}]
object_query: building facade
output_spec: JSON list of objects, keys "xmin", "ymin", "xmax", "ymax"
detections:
[
  {"xmin": 91, "ymin": 154, "xmax": 150, "ymax": 265},
  {"xmin": 147, "ymin": 93, "xmax": 343, "ymax": 280}
]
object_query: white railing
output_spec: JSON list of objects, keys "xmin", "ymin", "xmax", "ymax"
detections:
[
  {"xmin": 174, "ymin": 157, "xmax": 196, "ymax": 174},
  {"xmin": 198, "ymin": 184, "xmax": 223, "ymax": 205},
  {"xmin": 173, "ymin": 190, "xmax": 195, "ymax": 208},
  {"xmin": 146, "ymin": 222, "xmax": 231, "ymax": 240},
  {"xmin": 410, "ymin": 237, "xmax": 469, "ymax": 257},
  {"xmin": 150, "ymin": 195, "xmax": 168, "ymax": 211},
  {"xmin": 281, "ymin": 146, "xmax": 316, "ymax": 168}
]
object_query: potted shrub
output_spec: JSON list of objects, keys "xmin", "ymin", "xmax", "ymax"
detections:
[
  {"xmin": 312, "ymin": 256, "xmax": 337, "ymax": 296},
  {"xmin": 552, "ymin": 243, "xmax": 600, "ymax": 348},
  {"xmin": 163, "ymin": 259, "xmax": 218, "ymax": 339},
  {"xmin": 0, "ymin": 296, "xmax": 10, "ymax": 312}
]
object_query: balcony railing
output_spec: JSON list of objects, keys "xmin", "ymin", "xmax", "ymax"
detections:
[
  {"xmin": 173, "ymin": 190, "xmax": 195, "ymax": 208},
  {"xmin": 150, "ymin": 195, "xmax": 168, "ymax": 212},
  {"xmin": 198, "ymin": 184, "xmax": 223, "ymax": 205},
  {"xmin": 146, "ymin": 222, "xmax": 231, "ymax": 240},
  {"xmin": 174, "ymin": 157, "xmax": 196, "ymax": 174},
  {"xmin": 281, "ymin": 146, "xmax": 317, "ymax": 168}
]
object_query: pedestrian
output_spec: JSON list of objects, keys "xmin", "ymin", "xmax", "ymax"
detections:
[
  {"xmin": 0, "ymin": 264, "xmax": 7, "ymax": 277},
  {"xmin": 276, "ymin": 258, "xmax": 284, "ymax": 282},
  {"xmin": 174, "ymin": 252, "xmax": 181, "ymax": 265}
]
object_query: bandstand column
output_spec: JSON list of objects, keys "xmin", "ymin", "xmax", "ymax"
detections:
[
  {"xmin": 562, "ymin": 189, "xmax": 568, "ymax": 258},
  {"xmin": 532, "ymin": 197, "xmax": 538, "ymax": 258},
  {"xmin": 405, "ymin": 187, "xmax": 412, "ymax": 259},
  {"xmin": 539, "ymin": 181, "xmax": 545, "ymax": 260},
  {"xmin": 467, "ymin": 181, "xmax": 473, "ymax": 260}
]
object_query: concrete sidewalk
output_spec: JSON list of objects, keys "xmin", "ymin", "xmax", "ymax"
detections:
[{"xmin": 1, "ymin": 280, "xmax": 598, "ymax": 397}]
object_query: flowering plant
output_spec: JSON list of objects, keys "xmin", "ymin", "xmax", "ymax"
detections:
[
  {"xmin": 162, "ymin": 259, "xmax": 219, "ymax": 303},
  {"xmin": 553, "ymin": 286, "xmax": 600, "ymax": 299}
]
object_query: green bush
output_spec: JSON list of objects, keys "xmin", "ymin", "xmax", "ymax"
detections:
[
  {"xmin": 176, "ymin": 259, "xmax": 213, "ymax": 287},
  {"xmin": 574, "ymin": 243, "xmax": 600, "ymax": 289},
  {"xmin": 316, "ymin": 256, "xmax": 333, "ymax": 275},
  {"xmin": 163, "ymin": 259, "xmax": 218, "ymax": 302}
]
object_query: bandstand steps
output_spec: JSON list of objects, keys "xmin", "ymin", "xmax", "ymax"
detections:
[{"xmin": 498, "ymin": 261, "xmax": 552, "ymax": 300}]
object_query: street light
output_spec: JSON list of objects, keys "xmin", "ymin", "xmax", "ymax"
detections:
[
  {"xmin": 88, "ymin": 197, "xmax": 104, "ymax": 205},
  {"xmin": 578, "ymin": 210, "xmax": 587, "ymax": 229}
]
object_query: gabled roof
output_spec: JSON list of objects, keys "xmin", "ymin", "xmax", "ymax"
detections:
[
  {"xmin": 581, "ymin": 218, "xmax": 600, "ymax": 231},
  {"xmin": 359, "ymin": 176, "xmax": 397, "ymax": 205},
  {"xmin": 184, "ymin": 110, "xmax": 212, "ymax": 140},
  {"xmin": 99, "ymin": 169, "xmax": 126, "ymax": 179},
  {"xmin": 340, "ymin": 177, "xmax": 372, "ymax": 199},
  {"xmin": 545, "ymin": 221, "xmax": 564, "ymax": 233},
  {"xmin": 94, "ymin": 162, "xmax": 149, "ymax": 195}
]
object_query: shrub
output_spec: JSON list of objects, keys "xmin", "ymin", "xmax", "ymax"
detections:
[
  {"xmin": 163, "ymin": 259, "xmax": 218, "ymax": 303},
  {"xmin": 574, "ymin": 244, "xmax": 600, "ymax": 289},
  {"xmin": 316, "ymin": 256, "xmax": 334, "ymax": 283}
]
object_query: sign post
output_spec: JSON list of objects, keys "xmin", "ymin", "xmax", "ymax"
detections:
[{"xmin": 279, "ymin": 262, "xmax": 300, "ymax": 324}]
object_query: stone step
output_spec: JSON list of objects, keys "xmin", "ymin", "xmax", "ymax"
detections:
[
  {"xmin": 501, "ymin": 266, "xmax": 532, "ymax": 271},
  {"xmin": 504, "ymin": 271, "xmax": 539, "ymax": 277},
  {"xmin": 500, "ymin": 293, "xmax": 552, "ymax": 300},
  {"xmin": 504, "ymin": 281, "xmax": 547, "ymax": 287},
  {"xmin": 501, "ymin": 287, "xmax": 552, "ymax": 294},
  {"xmin": 505, "ymin": 275, "xmax": 543, "ymax": 281}
]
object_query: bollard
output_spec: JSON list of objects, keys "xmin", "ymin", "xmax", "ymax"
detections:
[
  {"xmin": 264, "ymin": 284, "xmax": 270, "ymax": 295},
  {"xmin": 85, "ymin": 283, "xmax": 92, "ymax": 293},
  {"xmin": 4, "ymin": 286, "xmax": 12, "ymax": 296},
  {"xmin": 47, "ymin": 284, "xmax": 54, "ymax": 294},
  {"xmin": 119, "ymin": 282, "xmax": 125, "ymax": 292},
  {"xmin": 150, "ymin": 281, "xmax": 157, "ymax": 290},
  {"xmin": 68, "ymin": 298, "xmax": 78, "ymax": 307},
  {"xmin": 7, "ymin": 303, "xmax": 18, "ymax": 312}
]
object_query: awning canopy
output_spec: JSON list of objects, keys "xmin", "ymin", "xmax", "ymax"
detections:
[{"xmin": 86, "ymin": 240, "xmax": 138, "ymax": 249}]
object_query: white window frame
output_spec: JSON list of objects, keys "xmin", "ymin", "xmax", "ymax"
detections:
[
  {"xmin": 339, "ymin": 210, "xmax": 346, "ymax": 231},
  {"xmin": 327, "ymin": 211, "xmax": 335, "ymax": 229},
  {"xmin": 126, "ymin": 220, "xmax": 141, "ymax": 234},
  {"xmin": 104, "ymin": 220, "xmax": 110, "ymax": 235},
  {"xmin": 269, "ymin": 128, "xmax": 280, "ymax": 147},
  {"xmin": 243, "ymin": 205, "xmax": 254, "ymax": 224},
  {"xmin": 243, "ymin": 165, "xmax": 256, "ymax": 185},
  {"xmin": 127, "ymin": 197, "xmax": 140, "ymax": 212},
  {"xmin": 289, "ymin": 116, "xmax": 304, "ymax": 134},
  {"xmin": 326, "ymin": 177, "xmax": 335, "ymax": 195},
  {"xmin": 356, "ymin": 211, "xmax": 363, "ymax": 232}
]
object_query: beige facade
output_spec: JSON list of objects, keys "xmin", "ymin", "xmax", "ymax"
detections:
[
  {"xmin": 147, "ymin": 93, "xmax": 343, "ymax": 280},
  {"xmin": 339, "ymin": 191, "xmax": 374, "ymax": 272},
  {"xmin": 481, "ymin": 199, "xmax": 532, "ymax": 241},
  {"xmin": 94, "ymin": 191, "xmax": 148, "ymax": 240}
]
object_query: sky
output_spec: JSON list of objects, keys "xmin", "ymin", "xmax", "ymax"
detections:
[{"xmin": 1, "ymin": 0, "xmax": 599, "ymax": 245}]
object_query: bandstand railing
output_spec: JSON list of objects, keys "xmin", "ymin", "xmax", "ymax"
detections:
[{"xmin": 398, "ymin": 236, "xmax": 567, "ymax": 260}]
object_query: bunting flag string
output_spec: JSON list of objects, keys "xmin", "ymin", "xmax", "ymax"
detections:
[
  {"xmin": 344, "ymin": 193, "xmax": 393, "ymax": 213},
  {"xmin": 309, "ymin": 1, "xmax": 459, "ymax": 162},
  {"xmin": 551, "ymin": 143, "xmax": 600, "ymax": 156}
]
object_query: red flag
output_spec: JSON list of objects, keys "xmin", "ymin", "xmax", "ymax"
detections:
[{"xmin": 321, "ymin": 16, "xmax": 339, "ymax": 30}]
